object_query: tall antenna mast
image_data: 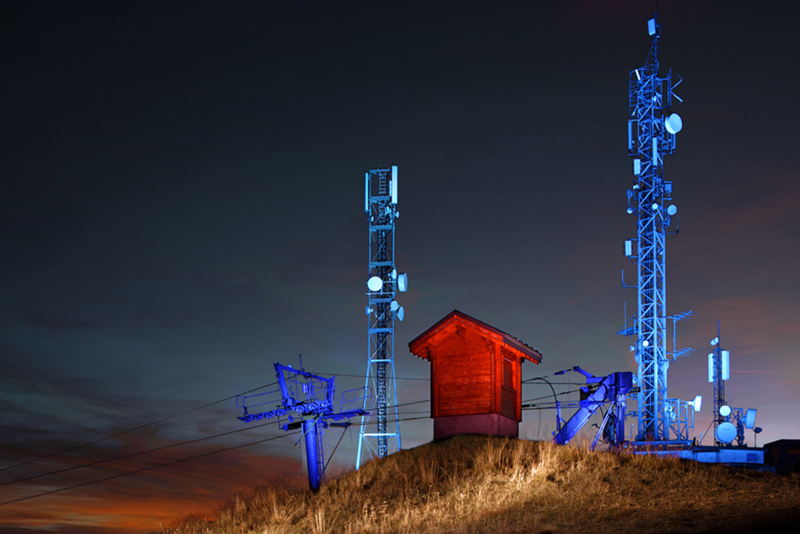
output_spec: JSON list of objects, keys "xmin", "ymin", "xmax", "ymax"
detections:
[
  {"xmin": 622, "ymin": 13, "xmax": 687, "ymax": 442},
  {"xmin": 708, "ymin": 321, "xmax": 730, "ymax": 445},
  {"xmin": 357, "ymin": 165, "xmax": 407, "ymax": 467}
]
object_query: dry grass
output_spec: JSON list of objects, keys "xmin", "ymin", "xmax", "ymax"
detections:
[{"xmin": 153, "ymin": 435, "xmax": 800, "ymax": 534}]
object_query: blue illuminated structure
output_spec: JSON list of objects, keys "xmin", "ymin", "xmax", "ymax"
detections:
[
  {"xmin": 552, "ymin": 367, "xmax": 633, "ymax": 450},
  {"xmin": 357, "ymin": 166, "xmax": 406, "ymax": 468},
  {"xmin": 620, "ymin": 14, "xmax": 694, "ymax": 442},
  {"xmin": 236, "ymin": 361, "xmax": 365, "ymax": 490},
  {"xmin": 708, "ymin": 321, "xmax": 730, "ymax": 445}
]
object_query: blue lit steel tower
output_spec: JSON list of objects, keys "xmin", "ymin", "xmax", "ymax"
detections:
[
  {"xmin": 708, "ymin": 321, "xmax": 730, "ymax": 445},
  {"xmin": 357, "ymin": 165, "xmax": 407, "ymax": 468},
  {"xmin": 623, "ymin": 15, "xmax": 685, "ymax": 442}
]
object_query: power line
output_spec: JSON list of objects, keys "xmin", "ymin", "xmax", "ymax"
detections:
[
  {"xmin": 0, "ymin": 431, "xmax": 300, "ymax": 507},
  {"xmin": 0, "ymin": 381, "xmax": 279, "ymax": 474},
  {"xmin": 309, "ymin": 372, "xmax": 429, "ymax": 381},
  {"xmin": 521, "ymin": 387, "xmax": 584, "ymax": 404},
  {"xmin": 0, "ymin": 420, "xmax": 281, "ymax": 488}
]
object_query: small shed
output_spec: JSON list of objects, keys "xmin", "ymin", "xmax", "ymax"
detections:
[{"xmin": 408, "ymin": 310, "xmax": 542, "ymax": 440}]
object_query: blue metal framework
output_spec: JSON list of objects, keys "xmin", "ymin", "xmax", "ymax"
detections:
[
  {"xmin": 357, "ymin": 165, "xmax": 406, "ymax": 468},
  {"xmin": 708, "ymin": 321, "xmax": 729, "ymax": 445},
  {"xmin": 622, "ymin": 15, "xmax": 687, "ymax": 442},
  {"xmin": 552, "ymin": 367, "xmax": 633, "ymax": 450},
  {"xmin": 236, "ymin": 361, "xmax": 364, "ymax": 490}
]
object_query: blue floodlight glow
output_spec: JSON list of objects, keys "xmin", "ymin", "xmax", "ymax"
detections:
[{"xmin": 721, "ymin": 350, "xmax": 730, "ymax": 381}]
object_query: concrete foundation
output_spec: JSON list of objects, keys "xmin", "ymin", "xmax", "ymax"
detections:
[{"xmin": 433, "ymin": 413, "xmax": 519, "ymax": 440}]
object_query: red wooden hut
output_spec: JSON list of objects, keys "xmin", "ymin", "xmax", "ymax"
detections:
[{"xmin": 408, "ymin": 310, "xmax": 542, "ymax": 440}]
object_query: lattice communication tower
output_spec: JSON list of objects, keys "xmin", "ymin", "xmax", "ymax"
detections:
[
  {"xmin": 621, "ymin": 15, "xmax": 688, "ymax": 442},
  {"xmin": 357, "ymin": 165, "xmax": 407, "ymax": 468}
]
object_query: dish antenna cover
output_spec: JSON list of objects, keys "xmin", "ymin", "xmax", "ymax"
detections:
[
  {"xmin": 390, "ymin": 300, "xmax": 399, "ymax": 311},
  {"xmin": 667, "ymin": 205, "xmax": 678, "ymax": 216},
  {"xmin": 692, "ymin": 395, "xmax": 702, "ymax": 412},
  {"xmin": 397, "ymin": 306, "xmax": 405, "ymax": 321},
  {"xmin": 744, "ymin": 409, "xmax": 757, "ymax": 429},
  {"xmin": 367, "ymin": 276, "xmax": 383, "ymax": 292},
  {"xmin": 720, "ymin": 405, "xmax": 731, "ymax": 417},
  {"xmin": 665, "ymin": 113, "xmax": 683, "ymax": 134},
  {"xmin": 715, "ymin": 422, "xmax": 737, "ymax": 444},
  {"xmin": 397, "ymin": 273, "xmax": 408, "ymax": 292}
]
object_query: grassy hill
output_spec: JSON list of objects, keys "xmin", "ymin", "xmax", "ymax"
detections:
[{"xmin": 156, "ymin": 435, "xmax": 800, "ymax": 534}]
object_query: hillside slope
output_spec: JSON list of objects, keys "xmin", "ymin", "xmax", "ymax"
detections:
[{"xmin": 157, "ymin": 435, "xmax": 800, "ymax": 534}]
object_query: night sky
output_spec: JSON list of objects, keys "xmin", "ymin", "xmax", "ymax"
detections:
[{"xmin": 2, "ymin": 1, "xmax": 799, "ymax": 532}]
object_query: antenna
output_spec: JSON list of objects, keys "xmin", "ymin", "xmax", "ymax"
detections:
[
  {"xmin": 620, "ymin": 13, "xmax": 689, "ymax": 443},
  {"xmin": 357, "ymin": 165, "xmax": 407, "ymax": 468},
  {"xmin": 708, "ymin": 320, "xmax": 730, "ymax": 445}
]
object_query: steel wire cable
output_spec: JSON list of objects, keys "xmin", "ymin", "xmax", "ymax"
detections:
[
  {"xmin": 0, "ymin": 420, "xmax": 281, "ymax": 487},
  {"xmin": 0, "ymin": 381, "xmax": 279, "ymax": 474},
  {"xmin": 0, "ymin": 431, "xmax": 301, "ymax": 507}
]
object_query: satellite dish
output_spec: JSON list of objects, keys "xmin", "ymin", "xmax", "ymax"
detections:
[
  {"xmin": 391, "ymin": 268, "xmax": 397, "ymax": 280},
  {"xmin": 693, "ymin": 395, "xmax": 702, "ymax": 412},
  {"xmin": 397, "ymin": 306, "xmax": 405, "ymax": 321},
  {"xmin": 744, "ymin": 409, "xmax": 757, "ymax": 429},
  {"xmin": 720, "ymin": 405, "xmax": 731, "ymax": 417},
  {"xmin": 397, "ymin": 273, "xmax": 408, "ymax": 292},
  {"xmin": 715, "ymin": 422, "xmax": 737, "ymax": 444},
  {"xmin": 710, "ymin": 337, "xmax": 719, "ymax": 346},
  {"xmin": 365, "ymin": 306, "xmax": 373, "ymax": 315},
  {"xmin": 390, "ymin": 300, "xmax": 399, "ymax": 311},
  {"xmin": 665, "ymin": 113, "xmax": 683, "ymax": 134},
  {"xmin": 667, "ymin": 205, "xmax": 677, "ymax": 216},
  {"xmin": 367, "ymin": 276, "xmax": 383, "ymax": 292}
]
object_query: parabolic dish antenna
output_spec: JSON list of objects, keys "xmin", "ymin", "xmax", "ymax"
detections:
[
  {"xmin": 367, "ymin": 276, "xmax": 383, "ymax": 292},
  {"xmin": 715, "ymin": 422, "xmax": 737, "ymax": 444},
  {"xmin": 667, "ymin": 204, "xmax": 678, "ymax": 216},
  {"xmin": 744, "ymin": 409, "xmax": 757, "ymax": 429},
  {"xmin": 390, "ymin": 300, "xmax": 399, "ymax": 311},
  {"xmin": 720, "ymin": 405, "xmax": 731, "ymax": 417},
  {"xmin": 665, "ymin": 113, "xmax": 683, "ymax": 134},
  {"xmin": 397, "ymin": 273, "xmax": 408, "ymax": 292},
  {"xmin": 397, "ymin": 306, "xmax": 405, "ymax": 321}
]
